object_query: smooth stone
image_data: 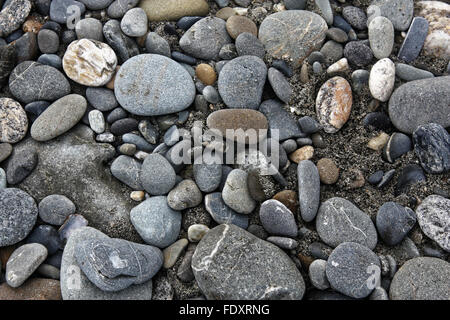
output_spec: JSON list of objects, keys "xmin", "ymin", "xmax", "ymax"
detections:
[
  {"xmin": 188, "ymin": 224, "xmax": 209, "ymax": 242},
  {"xmin": 326, "ymin": 242, "xmax": 380, "ymax": 299},
  {"xmin": 317, "ymin": 157, "xmax": 339, "ymax": 185},
  {"xmin": 192, "ymin": 224, "xmax": 305, "ymax": 299},
  {"xmin": 320, "ymin": 40, "xmax": 343, "ymax": 64},
  {"xmin": 6, "ymin": 243, "xmax": 47, "ymax": 288},
  {"xmin": 78, "ymin": 0, "xmax": 113, "ymax": 9},
  {"xmin": 37, "ymin": 29, "xmax": 59, "ymax": 54},
  {"xmin": 30, "ymin": 94, "xmax": 87, "ymax": 142},
  {"xmin": 74, "ymin": 237, "xmax": 162, "ymax": 292},
  {"xmin": 193, "ymin": 164, "xmax": 222, "ymax": 193},
  {"xmin": 222, "ymin": 169, "xmax": 256, "ymax": 214},
  {"xmin": 107, "ymin": 0, "xmax": 139, "ymax": 19},
  {"xmin": 195, "ymin": 64, "xmax": 216, "ymax": 85},
  {"xmin": 110, "ymin": 155, "xmax": 142, "ymax": 190},
  {"xmin": 37, "ymin": 264, "xmax": 60, "ymax": 280},
  {"xmin": 110, "ymin": 118, "xmax": 138, "ymax": 136},
  {"xmin": 398, "ymin": 17, "xmax": 429, "ymax": 62},
  {"xmin": 218, "ymin": 55, "xmax": 267, "ymax": 109},
  {"xmin": 5, "ymin": 148, "xmax": 37, "ymax": 184},
  {"xmin": 86, "ymin": 87, "xmax": 118, "ymax": 112},
  {"xmin": 122, "ymin": 133, "xmax": 154, "ymax": 152},
  {"xmin": 139, "ymin": 0, "xmax": 209, "ymax": 22},
  {"xmin": 395, "ymin": 63, "xmax": 434, "ymax": 81},
  {"xmin": 235, "ymin": 32, "xmax": 265, "ymax": 59},
  {"xmin": 266, "ymin": 236, "xmax": 298, "ymax": 250},
  {"xmin": 369, "ymin": 58, "xmax": 395, "ymax": 102},
  {"xmin": 395, "ymin": 164, "xmax": 426, "ymax": 196},
  {"xmin": 412, "ymin": 123, "xmax": 450, "ymax": 174},
  {"xmin": 316, "ymin": 197, "xmax": 378, "ymax": 250},
  {"xmin": 37, "ymin": 54, "xmax": 62, "ymax": 70},
  {"xmin": 226, "ymin": 15, "xmax": 257, "ymax": 40},
  {"xmin": 259, "ymin": 199, "xmax": 297, "ymax": 237},
  {"xmin": 268, "ymin": 67, "xmax": 292, "ymax": 104},
  {"xmin": 297, "ymin": 160, "xmax": 320, "ymax": 222},
  {"xmin": 326, "ymin": 28, "xmax": 348, "ymax": 43},
  {"xmin": 363, "ymin": 112, "xmax": 391, "ymax": 131},
  {"xmin": 333, "ymin": 15, "xmax": 352, "ymax": 32},
  {"xmin": 202, "ymin": 86, "xmax": 220, "ymax": 104},
  {"xmin": 382, "ymin": 132, "xmax": 412, "ymax": 163},
  {"xmin": 0, "ymin": 98, "xmax": 28, "ymax": 144},
  {"xmin": 0, "ymin": 143, "xmax": 12, "ymax": 163},
  {"xmin": 204, "ymin": 193, "xmax": 249, "ymax": 229},
  {"xmin": 388, "ymin": 76, "xmax": 450, "ymax": 134},
  {"xmin": 163, "ymin": 238, "xmax": 188, "ymax": 269},
  {"xmin": 107, "ymin": 108, "xmax": 127, "ymax": 124},
  {"xmin": 140, "ymin": 153, "xmax": 176, "ymax": 195},
  {"xmin": 416, "ymin": 195, "xmax": 450, "ymax": 252},
  {"xmin": 315, "ymin": 0, "xmax": 333, "ymax": 25},
  {"xmin": 14, "ymin": 32, "xmax": 38, "ymax": 63},
  {"xmin": 326, "ymin": 57, "xmax": 349, "ymax": 74},
  {"xmin": 342, "ymin": 6, "xmax": 367, "ymax": 30},
  {"xmin": 390, "ymin": 257, "xmax": 450, "ymax": 300},
  {"xmin": 315, "ymin": 76, "xmax": 352, "ymax": 133},
  {"xmin": 61, "ymin": 227, "xmax": 153, "ymax": 299},
  {"xmin": 259, "ymin": 11, "xmax": 328, "ymax": 67},
  {"xmin": 120, "ymin": 8, "xmax": 148, "ymax": 37},
  {"xmin": 285, "ymin": 0, "xmax": 306, "ymax": 10},
  {"xmin": 39, "ymin": 194, "xmax": 75, "ymax": 225},
  {"xmin": 0, "ymin": 188, "xmax": 37, "ymax": 246},
  {"xmin": 368, "ymin": 170, "xmax": 384, "ymax": 185},
  {"xmin": 259, "ymin": 99, "xmax": 302, "ymax": 141},
  {"xmin": 75, "ymin": 18, "xmax": 103, "ymax": 41},
  {"xmin": 312, "ymin": 61, "xmax": 322, "ymax": 74},
  {"xmin": 145, "ymin": 32, "xmax": 170, "ymax": 57},
  {"xmin": 0, "ymin": 0, "xmax": 32, "ymax": 38},
  {"xmin": 309, "ymin": 259, "xmax": 330, "ymax": 290},
  {"xmin": 298, "ymin": 116, "xmax": 320, "ymax": 134},
  {"xmin": 272, "ymin": 59, "xmax": 293, "ymax": 77},
  {"xmin": 167, "ymin": 179, "xmax": 202, "ymax": 211},
  {"xmin": 26, "ymin": 225, "xmax": 62, "ymax": 255},
  {"xmin": 130, "ymin": 196, "xmax": 181, "ymax": 248},
  {"xmin": 344, "ymin": 41, "xmax": 373, "ymax": 67},
  {"xmin": 88, "ymin": 110, "xmax": 105, "ymax": 134},
  {"xmin": 368, "ymin": 16, "xmax": 394, "ymax": 59},
  {"xmin": 177, "ymin": 16, "xmax": 203, "ymax": 30},
  {"xmin": 172, "ymin": 51, "xmax": 197, "ymax": 65},
  {"xmin": 281, "ymin": 139, "xmax": 297, "ymax": 154},
  {"xmin": 371, "ymin": 0, "xmax": 414, "ymax": 31},
  {"xmin": 115, "ymin": 54, "xmax": 195, "ymax": 116},
  {"xmin": 376, "ymin": 202, "xmax": 416, "ymax": 246},
  {"xmin": 9, "ymin": 61, "xmax": 70, "ymax": 104},
  {"xmin": 103, "ymin": 19, "xmax": 139, "ymax": 64}
]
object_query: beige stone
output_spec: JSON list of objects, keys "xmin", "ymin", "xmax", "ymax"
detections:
[
  {"xmin": 140, "ymin": 0, "xmax": 209, "ymax": 22},
  {"xmin": 368, "ymin": 132, "xmax": 390, "ymax": 151},
  {"xmin": 289, "ymin": 146, "xmax": 314, "ymax": 163}
]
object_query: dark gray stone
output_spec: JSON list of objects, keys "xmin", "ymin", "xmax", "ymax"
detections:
[
  {"xmin": 145, "ymin": 32, "xmax": 170, "ymax": 57},
  {"xmin": 326, "ymin": 28, "xmax": 348, "ymax": 43},
  {"xmin": 110, "ymin": 155, "xmax": 142, "ymax": 190},
  {"xmin": 37, "ymin": 29, "xmax": 59, "ymax": 54},
  {"xmin": 103, "ymin": 19, "xmax": 139, "ymax": 64},
  {"xmin": 194, "ymin": 164, "xmax": 222, "ymax": 193},
  {"xmin": 344, "ymin": 41, "xmax": 373, "ymax": 67},
  {"xmin": 259, "ymin": 99, "xmax": 303, "ymax": 141},
  {"xmin": 107, "ymin": 0, "xmax": 139, "ymax": 19},
  {"xmin": 259, "ymin": 199, "xmax": 297, "ymax": 237},
  {"xmin": 297, "ymin": 160, "xmax": 320, "ymax": 222},
  {"xmin": 39, "ymin": 194, "xmax": 75, "ymax": 225},
  {"xmin": 26, "ymin": 224, "xmax": 62, "ymax": 254},
  {"xmin": 0, "ymin": 43, "xmax": 16, "ymax": 85},
  {"xmin": 382, "ymin": 132, "xmax": 412, "ymax": 163},
  {"xmin": 395, "ymin": 63, "xmax": 434, "ymax": 81},
  {"xmin": 6, "ymin": 148, "xmax": 37, "ymax": 185},
  {"xmin": 398, "ymin": 17, "xmax": 429, "ymax": 63},
  {"xmin": 110, "ymin": 118, "xmax": 138, "ymax": 136},
  {"xmin": 107, "ymin": 107, "xmax": 127, "ymax": 124},
  {"xmin": 235, "ymin": 32, "xmax": 265, "ymax": 59},
  {"xmin": 284, "ymin": 0, "xmax": 306, "ymax": 10},
  {"xmin": 37, "ymin": 54, "xmax": 62, "ymax": 69},
  {"xmin": 204, "ymin": 192, "xmax": 248, "ymax": 229},
  {"xmin": 376, "ymin": 202, "xmax": 416, "ymax": 246},
  {"xmin": 268, "ymin": 67, "xmax": 292, "ymax": 104},
  {"xmin": 75, "ymin": 18, "xmax": 103, "ymax": 41},
  {"xmin": 79, "ymin": 0, "xmax": 113, "ymax": 10},
  {"xmin": 342, "ymin": 6, "xmax": 367, "ymax": 30},
  {"xmin": 86, "ymin": 87, "xmax": 118, "ymax": 112},
  {"xmin": 49, "ymin": 0, "xmax": 86, "ymax": 24},
  {"xmin": 395, "ymin": 164, "xmax": 426, "ymax": 196},
  {"xmin": 140, "ymin": 153, "xmax": 176, "ymax": 195}
]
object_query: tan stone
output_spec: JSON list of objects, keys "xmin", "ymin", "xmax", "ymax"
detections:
[
  {"xmin": 216, "ymin": 7, "xmax": 237, "ymax": 20},
  {"xmin": 317, "ymin": 158, "xmax": 340, "ymax": 185},
  {"xmin": 140, "ymin": 0, "xmax": 209, "ymax": 22},
  {"xmin": 226, "ymin": 15, "xmax": 258, "ymax": 39},
  {"xmin": 0, "ymin": 278, "xmax": 61, "ymax": 300},
  {"xmin": 163, "ymin": 238, "xmax": 188, "ymax": 269},
  {"xmin": 368, "ymin": 132, "xmax": 389, "ymax": 151},
  {"xmin": 23, "ymin": 16, "xmax": 43, "ymax": 34},
  {"xmin": 130, "ymin": 191, "xmax": 145, "ymax": 202},
  {"xmin": 195, "ymin": 64, "xmax": 217, "ymax": 85},
  {"xmin": 289, "ymin": 146, "xmax": 314, "ymax": 163}
]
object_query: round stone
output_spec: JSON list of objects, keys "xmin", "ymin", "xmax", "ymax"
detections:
[
  {"xmin": 235, "ymin": 32, "xmax": 265, "ymax": 59},
  {"xmin": 259, "ymin": 199, "xmax": 298, "ymax": 237},
  {"xmin": 39, "ymin": 194, "xmax": 76, "ymax": 226},
  {"xmin": 75, "ymin": 18, "xmax": 103, "ymax": 41},
  {"xmin": 0, "ymin": 188, "xmax": 38, "ymax": 247},
  {"xmin": 37, "ymin": 29, "xmax": 59, "ymax": 54},
  {"xmin": 167, "ymin": 179, "xmax": 202, "ymax": 211},
  {"xmin": 145, "ymin": 32, "xmax": 170, "ymax": 57},
  {"xmin": 368, "ymin": 16, "xmax": 394, "ymax": 59},
  {"xmin": 0, "ymin": 98, "xmax": 28, "ymax": 144},
  {"xmin": 226, "ymin": 15, "xmax": 257, "ymax": 40},
  {"xmin": 342, "ymin": 6, "xmax": 367, "ymax": 30},
  {"xmin": 317, "ymin": 158, "xmax": 339, "ymax": 184},
  {"xmin": 193, "ymin": 164, "xmax": 222, "ymax": 193},
  {"xmin": 63, "ymin": 39, "xmax": 117, "ymax": 87},
  {"xmin": 86, "ymin": 87, "xmax": 118, "ymax": 112},
  {"xmin": 140, "ymin": 153, "xmax": 176, "ymax": 196},
  {"xmin": 188, "ymin": 224, "xmax": 210, "ymax": 242},
  {"xmin": 316, "ymin": 76, "xmax": 353, "ymax": 134},
  {"xmin": 115, "ymin": 54, "xmax": 195, "ymax": 116},
  {"xmin": 120, "ymin": 8, "xmax": 148, "ymax": 37},
  {"xmin": 376, "ymin": 202, "xmax": 416, "ymax": 246},
  {"xmin": 344, "ymin": 41, "xmax": 373, "ymax": 67},
  {"xmin": 369, "ymin": 58, "xmax": 395, "ymax": 102},
  {"xmin": 289, "ymin": 146, "xmax": 314, "ymax": 163},
  {"xmin": 195, "ymin": 64, "xmax": 216, "ymax": 85}
]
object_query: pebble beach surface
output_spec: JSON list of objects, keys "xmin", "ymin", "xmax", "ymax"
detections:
[{"xmin": 0, "ymin": 0, "xmax": 449, "ymax": 301}]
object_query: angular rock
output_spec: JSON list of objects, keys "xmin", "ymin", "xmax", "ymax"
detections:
[{"xmin": 398, "ymin": 17, "xmax": 429, "ymax": 62}]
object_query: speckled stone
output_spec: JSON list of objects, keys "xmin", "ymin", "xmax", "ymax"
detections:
[
  {"xmin": 369, "ymin": 16, "xmax": 394, "ymax": 59},
  {"xmin": 0, "ymin": 98, "xmax": 28, "ymax": 144},
  {"xmin": 413, "ymin": 123, "xmax": 449, "ymax": 174},
  {"xmin": 259, "ymin": 199, "xmax": 298, "ymax": 237},
  {"xmin": 6, "ymin": 243, "xmax": 47, "ymax": 288},
  {"xmin": 369, "ymin": 58, "xmax": 395, "ymax": 102},
  {"xmin": 0, "ymin": 0, "xmax": 32, "ymax": 38},
  {"xmin": 371, "ymin": 0, "xmax": 414, "ymax": 31},
  {"xmin": 222, "ymin": 169, "xmax": 256, "ymax": 214}
]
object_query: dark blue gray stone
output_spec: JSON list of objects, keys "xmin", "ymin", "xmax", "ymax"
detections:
[
  {"xmin": 344, "ymin": 41, "xmax": 373, "ymax": 67},
  {"xmin": 122, "ymin": 133, "xmax": 154, "ymax": 152},
  {"xmin": 298, "ymin": 116, "xmax": 320, "ymax": 134},
  {"xmin": 297, "ymin": 160, "xmax": 320, "ymax": 222},
  {"xmin": 363, "ymin": 112, "xmax": 391, "ymax": 131},
  {"xmin": 285, "ymin": 0, "xmax": 306, "ymax": 10},
  {"xmin": 395, "ymin": 164, "xmax": 426, "ymax": 196},
  {"xmin": 26, "ymin": 224, "xmax": 62, "ymax": 254},
  {"xmin": 194, "ymin": 163, "xmax": 222, "ymax": 193},
  {"xmin": 259, "ymin": 99, "xmax": 302, "ymax": 141},
  {"xmin": 268, "ymin": 67, "xmax": 292, "ymax": 104},
  {"xmin": 376, "ymin": 202, "xmax": 416, "ymax": 246},
  {"xmin": 377, "ymin": 169, "xmax": 395, "ymax": 189},
  {"xmin": 204, "ymin": 193, "xmax": 248, "ymax": 229},
  {"xmin": 6, "ymin": 148, "xmax": 38, "ymax": 185},
  {"xmin": 368, "ymin": 170, "xmax": 384, "ymax": 185},
  {"xmin": 49, "ymin": 0, "xmax": 86, "ymax": 24},
  {"xmin": 78, "ymin": 0, "xmax": 113, "ymax": 10},
  {"xmin": 395, "ymin": 63, "xmax": 434, "ymax": 81},
  {"xmin": 171, "ymin": 51, "xmax": 197, "ymax": 65},
  {"xmin": 177, "ymin": 16, "xmax": 203, "ymax": 30},
  {"xmin": 38, "ymin": 194, "xmax": 76, "ymax": 225},
  {"xmin": 37, "ymin": 54, "xmax": 62, "ymax": 70},
  {"xmin": 103, "ymin": 19, "xmax": 139, "ymax": 64},
  {"xmin": 398, "ymin": 17, "xmax": 429, "ymax": 63},
  {"xmin": 140, "ymin": 153, "xmax": 176, "ymax": 195},
  {"xmin": 333, "ymin": 15, "xmax": 352, "ymax": 33},
  {"xmin": 86, "ymin": 87, "xmax": 118, "ymax": 112},
  {"xmin": 107, "ymin": 0, "xmax": 139, "ymax": 19},
  {"xmin": 107, "ymin": 107, "xmax": 127, "ymax": 124},
  {"xmin": 382, "ymin": 132, "xmax": 412, "ymax": 163},
  {"xmin": 110, "ymin": 118, "xmax": 138, "ymax": 136},
  {"xmin": 235, "ymin": 32, "xmax": 265, "ymax": 59},
  {"xmin": 145, "ymin": 32, "xmax": 170, "ymax": 57},
  {"xmin": 272, "ymin": 59, "xmax": 293, "ymax": 77},
  {"xmin": 110, "ymin": 155, "xmax": 142, "ymax": 190},
  {"xmin": 259, "ymin": 199, "xmax": 297, "ymax": 237},
  {"xmin": 24, "ymin": 101, "xmax": 50, "ymax": 119}
]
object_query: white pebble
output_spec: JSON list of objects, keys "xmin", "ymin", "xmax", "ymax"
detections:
[
  {"xmin": 369, "ymin": 58, "xmax": 395, "ymax": 102},
  {"xmin": 88, "ymin": 110, "xmax": 105, "ymax": 134},
  {"xmin": 188, "ymin": 224, "xmax": 210, "ymax": 242}
]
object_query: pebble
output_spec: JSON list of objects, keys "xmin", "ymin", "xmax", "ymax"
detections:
[
  {"xmin": 177, "ymin": 16, "xmax": 203, "ymax": 30},
  {"xmin": 39, "ymin": 194, "xmax": 75, "ymax": 226},
  {"xmin": 110, "ymin": 118, "xmax": 138, "ymax": 135},
  {"xmin": 6, "ymin": 243, "xmax": 47, "ymax": 288},
  {"xmin": 326, "ymin": 242, "xmax": 380, "ymax": 299},
  {"xmin": 368, "ymin": 170, "xmax": 384, "ymax": 185},
  {"xmin": 103, "ymin": 19, "xmax": 139, "ymax": 64},
  {"xmin": 195, "ymin": 64, "xmax": 216, "ymax": 85},
  {"xmin": 110, "ymin": 155, "xmax": 143, "ymax": 190},
  {"xmin": 9, "ymin": 61, "xmax": 70, "ymax": 104},
  {"xmin": 344, "ymin": 41, "xmax": 373, "ymax": 67},
  {"xmin": 107, "ymin": 0, "xmax": 139, "ymax": 19},
  {"xmin": 79, "ymin": 0, "xmax": 113, "ymax": 9},
  {"xmin": 288, "ymin": 145, "xmax": 313, "ymax": 163},
  {"xmin": 315, "ymin": 76, "xmax": 352, "ymax": 133},
  {"xmin": 316, "ymin": 197, "xmax": 378, "ymax": 250},
  {"xmin": 202, "ymin": 86, "xmax": 220, "ymax": 104},
  {"xmin": 371, "ymin": 0, "xmax": 414, "ymax": 31},
  {"xmin": 395, "ymin": 63, "xmax": 434, "ymax": 81},
  {"xmin": 163, "ymin": 238, "xmax": 188, "ymax": 269},
  {"xmin": 368, "ymin": 16, "xmax": 394, "ymax": 59},
  {"xmin": 222, "ymin": 169, "xmax": 256, "ymax": 215},
  {"xmin": 31, "ymin": 94, "xmax": 87, "ymax": 142},
  {"xmin": 342, "ymin": 6, "xmax": 367, "ymax": 30},
  {"xmin": 395, "ymin": 164, "xmax": 426, "ymax": 196},
  {"xmin": 317, "ymin": 158, "xmax": 339, "ymax": 184},
  {"xmin": 119, "ymin": 144, "xmax": 137, "ymax": 156},
  {"xmin": 226, "ymin": 15, "xmax": 257, "ymax": 40},
  {"xmin": 281, "ymin": 139, "xmax": 297, "ymax": 154},
  {"xmin": 145, "ymin": 32, "xmax": 170, "ymax": 57},
  {"xmin": 398, "ymin": 17, "xmax": 429, "ymax": 62},
  {"xmin": 268, "ymin": 236, "xmax": 298, "ymax": 250},
  {"xmin": 37, "ymin": 54, "xmax": 62, "ymax": 70},
  {"xmin": 86, "ymin": 87, "xmax": 118, "ymax": 112},
  {"xmin": 309, "ymin": 259, "xmax": 330, "ymax": 290},
  {"xmin": 382, "ymin": 132, "xmax": 412, "ymax": 163},
  {"xmin": 26, "ymin": 225, "xmax": 62, "ymax": 255},
  {"xmin": 413, "ymin": 123, "xmax": 449, "ymax": 174},
  {"xmin": 37, "ymin": 264, "xmax": 60, "ymax": 280},
  {"xmin": 179, "ymin": 17, "xmax": 231, "ymax": 60},
  {"xmin": 376, "ymin": 202, "xmax": 416, "ymax": 246},
  {"xmin": 75, "ymin": 18, "xmax": 103, "ymax": 41},
  {"xmin": 235, "ymin": 32, "xmax": 265, "ymax": 59},
  {"xmin": 130, "ymin": 196, "xmax": 181, "ymax": 248},
  {"xmin": 193, "ymin": 164, "xmax": 222, "ymax": 193},
  {"xmin": 0, "ymin": 0, "xmax": 32, "ymax": 38},
  {"xmin": 191, "ymin": 224, "xmax": 305, "ymax": 299},
  {"xmin": 326, "ymin": 28, "xmax": 348, "ymax": 43},
  {"xmin": 315, "ymin": 0, "xmax": 333, "ymax": 25},
  {"xmin": 333, "ymin": 15, "xmax": 351, "ymax": 33},
  {"xmin": 216, "ymin": 7, "xmax": 236, "ymax": 20},
  {"xmin": 416, "ymin": 195, "xmax": 450, "ymax": 252},
  {"xmin": 204, "ymin": 193, "xmax": 248, "ymax": 229},
  {"xmin": 0, "ymin": 98, "xmax": 28, "ymax": 144},
  {"xmin": 0, "ymin": 188, "xmax": 37, "ymax": 247},
  {"xmin": 259, "ymin": 11, "xmax": 327, "ymax": 67},
  {"xmin": 268, "ymin": 67, "xmax": 292, "ymax": 104},
  {"xmin": 88, "ymin": 110, "xmax": 105, "ymax": 134},
  {"xmin": 96, "ymin": 133, "xmax": 115, "ymax": 143},
  {"xmin": 320, "ymin": 40, "xmax": 343, "ymax": 64},
  {"xmin": 259, "ymin": 199, "xmax": 297, "ymax": 237},
  {"xmin": 63, "ymin": 39, "xmax": 117, "ymax": 87},
  {"xmin": 106, "ymin": 108, "xmax": 127, "ymax": 124},
  {"xmin": 297, "ymin": 160, "xmax": 320, "ymax": 222},
  {"xmin": 368, "ymin": 132, "xmax": 389, "ymax": 151},
  {"xmin": 139, "ymin": 0, "xmax": 209, "ymax": 22},
  {"xmin": 390, "ymin": 257, "xmax": 450, "ymax": 300},
  {"xmin": 115, "ymin": 54, "xmax": 195, "ymax": 116},
  {"xmin": 388, "ymin": 76, "xmax": 450, "ymax": 134},
  {"xmin": 369, "ymin": 58, "xmax": 395, "ymax": 102},
  {"xmin": 272, "ymin": 60, "xmax": 293, "ymax": 78},
  {"xmin": 0, "ymin": 143, "xmax": 12, "ymax": 163},
  {"xmin": 363, "ymin": 112, "xmax": 391, "ymax": 131},
  {"xmin": 326, "ymin": 57, "xmax": 349, "ymax": 74},
  {"xmin": 167, "ymin": 179, "xmax": 202, "ymax": 211},
  {"xmin": 312, "ymin": 61, "xmax": 322, "ymax": 74},
  {"xmin": 37, "ymin": 29, "xmax": 59, "ymax": 54},
  {"xmin": 188, "ymin": 224, "xmax": 210, "ymax": 242},
  {"xmin": 120, "ymin": 8, "xmax": 148, "ymax": 37},
  {"xmin": 218, "ymin": 56, "xmax": 267, "ymax": 109},
  {"xmin": 138, "ymin": 120, "xmax": 159, "ymax": 144},
  {"xmin": 140, "ymin": 153, "xmax": 176, "ymax": 195},
  {"xmin": 259, "ymin": 99, "xmax": 302, "ymax": 141},
  {"xmin": 5, "ymin": 147, "xmax": 38, "ymax": 185}
]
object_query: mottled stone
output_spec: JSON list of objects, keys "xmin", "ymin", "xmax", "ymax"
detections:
[
  {"xmin": 226, "ymin": 15, "xmax": 257, "ymax": 39},
  {"xmin": 0, "ymin": 0, "xmax": 32, "ymax": 38},
  {"xmin": 369, "ymin": 58, "xmax": 395, "ymax": 102},
  {"xmin": 167, "ymin": 179, "xmax": 202, "ymax": 211},
  {"xmin": 0, "ymin": 98, "xmax": 28, "ymax": 144}
]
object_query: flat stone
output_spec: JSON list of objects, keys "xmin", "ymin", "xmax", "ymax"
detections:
[
  {"xmin": 369, "ymin": 16, "xmax": 394, "ymax": 59},
  {"xmin": 140, "ymin": 153, "xmax": 176, "ymax": 195},
  {"xmin": 268, "ymin": 67, "xmax": 292, "ymax": 104},
  {"xmin": 31, "ymin": 94, "xmax": 87, "ymax": 142},
  {"xmin": 259, "ymin": 11, "xmax": 328, "ymax": 67},
  {"xmin": 390, "ymin": 257, "xmax": 450, "ymax": 300},
  {"xmin": 115, "ymin": 54, "xmax": 195, "ymax": 116},
  {"xmin": 39, "ymin": 194, "xmax": 76, "ymax": 226},
  {"xmin": 6, "ymin": 243, "xmax": 47, "ymax": 288},
  {"xmin": 0, "ymin": 188, "xmax": 38, "ymax": 247},
  {"xmin": 326, "ymin": 242, "xmax": 381, "ymax": 299},
  {"xmin": 413, "ymin": 123, "xmax": 450, "ymax": 174},
  {"xmin": 416, "ymin": 195, "xmax": 450, "ymax": 252},
  {"xmin": 139, "ymin": 0, "xmax": 209, "ymax": 22},
  {"xmin": 192, "ymin": 224, "xmax": 305, "ymax": 299},
  {"xmin": 167, "ymin": 179, "xmax": 202, "ymax": 211},
  {"xmin": 371, "ymin": 0, "xmax": 414, "ymax": 31},
  {"xmin": 369, "ymin": 58, "xmax": 395, "ymax": 102},
  {"xmin": 9, "ymin": 61, "xmax": 70, "ymax": 104},
  {"xmin": 388, "ymin": 76, "xmax": 450, "ymax": 134},
  {"xmin": 218, "ymin": 56, "xmax": 267, "ymax": 109},
  {"xmin": 259, "ymin": 99, "xmax": 303, "ymax": 141},
  {"xmin": 0, "ymin": 98, "xmax": 28, "ymax": 144},
  {"xmin": 222, "ymin": 169, "xmax": 256, "ymax": 214},
  {"xmin": 297, "ymin": 160, "xmax": 320, "ymax": 222},
  {"xmin": 0, "ymin": 278, "xmax": 61, "ymax": 300},
  {"xmin": 398, "ymin": 17, "xmax": 429, "ymax": 62},
  {"xmin": 110, "ymin": 155, "xmax": 143, "ymax": 190},
  {"xmin": 204, "ymin": 192, "xmax": 249, "ymax": 229},
  {"xmin": 376, "ymin": 202, "xmax": 416, "ymax": 246},
  {"xmin": 316, "ymin": 76, "xmax": 352, "ymax": 134},
  {"xmin": 316, "ymin": 197, "xmax": 378, "ymax": 250},
  {"xmin": 259, "ymin": 199, "xmax": 297, "ymax": 237},
  {"xmin": 0, "ymin": 0, "xmax": 32, "ymax": 38},
  {"xmin": 326, "ymin": 28, "xmax": 348, "ymax": 43}
]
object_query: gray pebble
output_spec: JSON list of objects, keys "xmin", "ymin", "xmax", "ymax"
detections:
[
  {"xmin": 297, "ymin": 160, "xmax": 320, "ymax": 222},
  {"xmin": 395, "ymin": 63, "xmax": 434, "ymax": 81},
  {"xmin": 204, "ymin": 192, "xmax": 248, "ymax": 229},
  {"xmin": 259, "ymin": 199, "xmax": 297, "ymax": 237},
  {"xmin": 309, "ymin": 259, "xmax": 330, "ymax": 290},
  {"xmin": 6, "ymin": 148, "xmax": 38, "ymax": 185},
  {"xmin": 376, "ymin": 202, "xmax": 416, "ymax": 246},
  {"xmin": 167, "ymin": 179, "xmax": 202, "ymax": 211},
  {"xmin": 145, "ymin": 32, "xmax": 170, "ymax": 57},
  {"xmin": 266, "ymin": 236, "xmax": 298, "ymax": 250},
  {"xmin": 222, "ymin": 169, "xmax": 256, "ymax": 214},
  {"xmin": 111, "ymin": 155, "xmax": 143, "ymax": 190},
  {"xmin": 194, "ymin": 163, "xmax": 222, "ymax": 193},
  {"xmin": 39, "ymin": 194, "xmax": 76, "ymax": 225},
  {"xmin": 75, "ymin": 18, "xmax": 103, "ymax": 41},
  {"xmin": 268, "ymin": 67, "xmax": 292, "ymax": 104},
  {"xmin": 235, "ymin": 32, "xmax": 265, "ymax": 59},
  {"xmin": 140, "ymin": 153, "xmax": 176, "ymax": 195},
  {"xmin": 120, "ymin": 7, "xmax": 148, "ymax": 37}
]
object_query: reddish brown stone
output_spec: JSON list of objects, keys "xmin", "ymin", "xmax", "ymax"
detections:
[
  {"xmin": 0, "ymin": 278, "xmax": 61, "ymax": 300},
  {"xmin": 273, "ymin": 190, "xmax": 298, "ymax": 214}
]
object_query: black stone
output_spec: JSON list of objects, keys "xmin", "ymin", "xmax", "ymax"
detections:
[
  {"xmin": 395, "ymin": 164, "xmax": 426, "ymax": 196},
  {"xmin": 110, "ymin": 118, "xmax": 138, "ymax": 136},
  {"xmin": 26, "ymin": 224, "xmax": 62, "ymax": 255},
  {"xmin": 363, "ymin": 112, "xmax": 391, "ymax": 131}
]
